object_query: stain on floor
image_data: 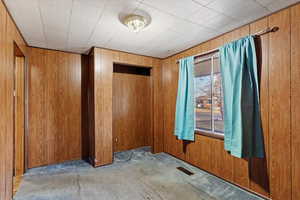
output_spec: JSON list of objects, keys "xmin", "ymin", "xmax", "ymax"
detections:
[{"xmin": 14, "ymin": 147, "xmax": 264, "ymax": 200}]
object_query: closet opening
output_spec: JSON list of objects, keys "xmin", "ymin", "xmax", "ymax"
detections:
[{"xmin": 113, "ymin": 63, "xmax": 153, "ymax": 153}]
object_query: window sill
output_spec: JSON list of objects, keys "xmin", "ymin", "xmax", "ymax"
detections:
[{"xmin": 195, "ymin": 129, "xmax": 224, "ymax": 140}]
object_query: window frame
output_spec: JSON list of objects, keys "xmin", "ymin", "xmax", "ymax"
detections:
[{"xmin": 194, "ymin": 52, "xmax": 224, "ymax": 140}]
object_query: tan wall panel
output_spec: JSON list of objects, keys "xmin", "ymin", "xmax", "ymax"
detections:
[
  {"xmin": 0, "ymin": 0, "xmax": 27, "ymax": 199},
  {"xmin": 14, "ymin": 57, "xmax": 25, "ymax": 176},
  {"xmin": 93, "ymin": 48, "xmax": 114, "ymax": 166},
  {"xmin": 0, "ymin": 2, "xmax": 9, "ymax": 199},
  {"xmin": 113, "ymin": 73, "xmax": 151, "ymax": 152},
  {"xmin": 291, "ymin": 4, "xmax": 300, "ymax": 200},
  {"xmin": 90, "ymin": 48, "xmax": 164, "ymax": 166},
  {"xmin": 162, "ymin": 56, "xmax": 186, "ymax": 161},
  {"xmin": 269, "ymin": 8, "xmax": 291, "ymax": 200},
  {"xmin": 28, "ymin": 48, "xmax": 82, "ymax": 168},
  {"xmin": 152, "ymin": 59, "xmax": 164, "ymax": 153}
]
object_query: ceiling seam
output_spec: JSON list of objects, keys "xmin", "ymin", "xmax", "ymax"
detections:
[
  {"xmin": 252, "ymin": 0, "xmax": 272, "ymax": 12},
  {"xmin": 85, "ymin": 0, "xmax": 110, "ymax": 48},
  {"xmin": 37, "ymin": 0, "xmax": 48, "ymax": 47},
  {"xmin": 140, "ymin": 1, "xmax": 218, "ymax": 32},
  {"xmin": 66, "ymin": 0, "xmax": 75, "ymax": 50},
  {"xmin": 190, "ymin": 0, "xmax": 210, "ymax": 6},
  {"xmin": 190, "ymin": 0, "xmax": 240, "ymax": 21},
  {"xmin": 132, "ymin": 0, "xmax": 145, "ymax": 14}
]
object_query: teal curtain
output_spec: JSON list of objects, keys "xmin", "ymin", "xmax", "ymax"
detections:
[
  {"xmin": 174, "ymin": 56, "xmax": 195, "ymax": 141},
  {"xmin": 219, "ymin": 36, "xmax": 264, "ymax": 158}
]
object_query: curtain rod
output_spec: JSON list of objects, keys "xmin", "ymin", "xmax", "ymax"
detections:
[{"xmin": 176, "ymin": 26, "xmax": 279, "ymax": 64}]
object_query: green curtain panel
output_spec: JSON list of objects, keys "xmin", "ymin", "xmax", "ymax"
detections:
[
  {"xmin": 174, "ymin": 56, "xmax": 195, "ymax": 141},
  {"xmin": 219, "ymin": 36, "xmax": 264, "ymax": 158}
]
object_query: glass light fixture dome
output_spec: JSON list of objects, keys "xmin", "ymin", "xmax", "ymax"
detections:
[{"xmin": 123, "ymin": 14, "xmax": 149, "ymax": 33}]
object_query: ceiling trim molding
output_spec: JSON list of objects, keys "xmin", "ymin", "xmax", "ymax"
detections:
[
  {"xmin": 92, "ymin": 46, "xmax": 162, "ymax": 60},
  {"xmin": 28, "ymin": 45, "xmax": 83, "ymax": 55}
]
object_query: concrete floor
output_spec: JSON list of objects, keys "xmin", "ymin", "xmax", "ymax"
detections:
[{"xmin": 14, "ymin": 147, "xmax": 264, "ymax": 200}]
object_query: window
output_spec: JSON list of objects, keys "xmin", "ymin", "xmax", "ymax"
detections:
[{"xmin": 194, "ymin": 53, "xmax": 224, "ymax": 136}]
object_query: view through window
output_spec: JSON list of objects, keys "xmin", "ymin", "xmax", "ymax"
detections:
[{"xmin": 194, "ymin": 54, "xmax": 224, "ymax": 134}]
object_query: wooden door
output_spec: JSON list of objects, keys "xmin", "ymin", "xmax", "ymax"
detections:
[{"xmin": 113, "ymin": 72, "xmax": 152, "ymax": 152}]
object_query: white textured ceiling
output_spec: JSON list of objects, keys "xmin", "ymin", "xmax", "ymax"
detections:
[{"xmin": 4, "ymin": 0, "xmax": 299, "ymax": 58}]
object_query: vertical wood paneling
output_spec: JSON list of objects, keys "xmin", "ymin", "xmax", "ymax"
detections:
[
  {"xmin": 162, "ymin": 58, "xmax": 174, "ymax": 155},
  {"xmin": 201, "ymin": 41, "xmax": 212, "ymax": 52},
  {"xmin": 0, "ymin": 0, "xmax": 27, "ymax": 198},
  {"xmin": 28, "ymin": 48, "xmax": 46, "ymax": 168},
  {"xmin": 93, "ymin": 48, "xmax": 113, "ymax": 166},
  {"xmin": 0, "ymin": 2, "xmax": 8, "ymax": 199},
  {"xmin": 291, "ymin": 4, "xmax": 300, "ymax": 200},
  {"xmin": 163, "ymin": 55, "xmax": 186, "ymax": 160},
  {"xmin": 69, "ymin": 53, "xmax": 82, "ymax": 159},
  {"xmin": 90, "ymin": 48, "xmax": 163, "ymax": 166},
  {"xmin": 187, "ymin": 135, "xmax": 212, "ymax": 171},
  {"xmin": 152, "ymin": 59, "xmax": 164, "ymax": 153},
  {"xmin": 45, "ymin": 50, "xmax": 58, "ymax": 163},
  {"xmin": 269, "ymin": 8, "xmax": 291, "ymax": 200},
  {"xmin": 28, "ymin": 48, "xmax": 82, "ymax": 168},
  {"xmin": 250, "ymin": 18, "xmax": 270, "ymax": 197},
  {"xmin": 14, "ymin": 57, "xmax": 25, "ymax": 176},
  {"xmin": 113, "ymin": 73, "xmax": 151, "ymax": 152},
  {"xmin": 6, "ymin": 9, "xmax": 26, "ymax": 200}
]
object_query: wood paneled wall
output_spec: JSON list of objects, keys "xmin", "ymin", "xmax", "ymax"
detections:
[
  {"xmin": 162, "ymin": 4, "xmax": 300, "ymax": 200},
  {"xmin": 0, "ymin": 1, "xmax": 298, "ymax": 200},
  {"xmin": 113, "ymin": 72, "xmax": 152, "ymax": 152},
  {"xmin": 88, "ymin": 48, "xmax": 164, "ymax": 167},
  {"xmin": 291, "ymin": 4, "xmax": 300, "ymax": 200},
  {"xmin": 28, "ymin": 47, "xmax": 83, "ymax": 168},
  {"xmin": 0, "ymin": 0, "xmax": 27, "ymax": 199},
  {"xmin": 269, "ymin": 8, "xmax": 291, "ymax": 200},
  {"xmin": 14, "ymin": 56, "xmax": 25, "ymax": 176}
]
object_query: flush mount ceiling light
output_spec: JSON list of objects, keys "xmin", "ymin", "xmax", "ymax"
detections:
[
  {"xmin": 120, "ymin": 11, "xmax": 151, "ymax": 33},
  {"xmin": 123, "ymin": 14, "xmax": 147, "ymax": 32}
]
